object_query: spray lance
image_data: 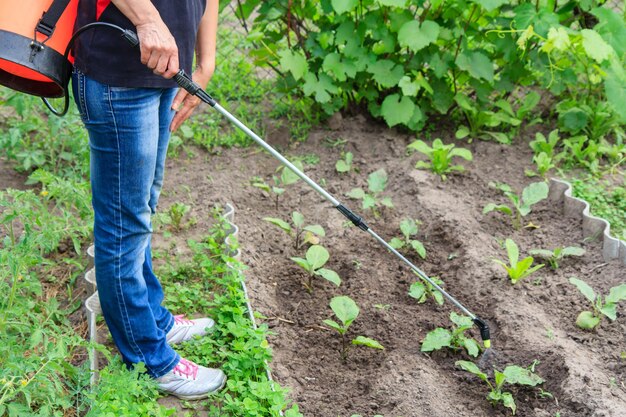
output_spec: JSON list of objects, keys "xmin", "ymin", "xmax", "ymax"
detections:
[{"xmin": 0, "ymin": 2, "xmax": 493, "ymax": 354}]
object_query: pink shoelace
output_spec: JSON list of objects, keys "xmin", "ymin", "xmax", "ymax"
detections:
[
  {"xmin": 172, "ymin": 358, "xmax": 199, "ymax": 380},
  {"xmin": 173, "ymin": 315, "xmax": 194, "ymax": 326}
]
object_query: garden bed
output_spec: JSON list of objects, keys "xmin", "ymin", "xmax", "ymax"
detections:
[{"xmin": 157, "ymin": 115, "xmax": 625, "ymax": 416}]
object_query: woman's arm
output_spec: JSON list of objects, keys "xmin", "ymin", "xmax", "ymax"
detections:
[
  {"xmin": 170, "ymin": 0, "xmax": 219, "ymax": 132},
  {"xmin": 111, "ymin": 0, "xmax": 179, "ymax": 78}
]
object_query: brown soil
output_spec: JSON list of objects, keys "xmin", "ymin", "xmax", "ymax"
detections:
[{"xmin": 155, "ymin": 115, "xmax": 626, "ymax": 417}]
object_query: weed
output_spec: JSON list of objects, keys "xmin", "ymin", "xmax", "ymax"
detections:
[
  {"xmin": 529, "ymin": 246, "xmax": 585, "ymax": 270},
  {"xmin": 409, "ymin": 276, "xmax": 445, "ymax": 305},
  {"xmin": 421, "ymin": 312, "xmax": 481, "ymax": 357},
  {"xmin": 456, "ymin": 360, "xmax": 545, "ymax": 415},
  {"xmin": 408, "ymin": 138, "xmax": 472, "ymax": 179},
  {"xmin": 264, "ymin": 212, "xmax": 325, "ymax": 249},
  {"xmin": 484, "ymin": 181, "xmax": 549, "ymax": 230},
  {"xmin": 291, "ymin": 245, "xmax": 341, "ymax": 290},
  {"xmin": 570, "ymin": 177, "xmax": 626, "ymax": 240},
  {"xmin": 493, "ymin": 239, "xmax": 544, "ymax": 284},
  {"xmin": 347, "ymin": 168, "xmax": 393, "ymax": 217},
  {"xmin": 390, "ymin": 218, "xmax": 426, "ymax": 259},
  {"xmin": 569, "ymin": 277, "xmax": 626, "ymax": 330},
  {"xmin": 323, "ymin": 296, "xmax": 384, "ymax": 362}
]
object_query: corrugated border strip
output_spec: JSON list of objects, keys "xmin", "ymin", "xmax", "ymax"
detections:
[
  {"xmin": 84, "ymin": 203, "xmax": 280, "ymax": 409},
  {"xmin": 549, "ymin": 178, "xmax": 626, "ymax": 266}
]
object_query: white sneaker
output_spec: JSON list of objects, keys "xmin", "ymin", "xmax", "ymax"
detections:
[
  {"xmin": 166, "ymin": 315, "xmax": 215, "ymax": 345},
  {"xmin": 157, "ymin": 358, "xmax": 226, "ymax": 400}
]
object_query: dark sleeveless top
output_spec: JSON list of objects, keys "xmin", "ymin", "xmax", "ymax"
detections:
[{"xmin": 73, "ymin": 0, "xmax": 206, "ymax": 88}]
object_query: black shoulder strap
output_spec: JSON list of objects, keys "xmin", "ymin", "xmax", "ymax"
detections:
[{"xmin": 36, "ymin": 0, "xmax": 73, "ymax": 37}]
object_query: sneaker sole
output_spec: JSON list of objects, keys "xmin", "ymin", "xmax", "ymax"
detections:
[{"xmin": 163, "ymin": 375, "xmax": 227, "ymax": 401}]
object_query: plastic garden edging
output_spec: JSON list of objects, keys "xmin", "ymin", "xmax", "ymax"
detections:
[{"xmin": 549, "ymin": 178, "xmax": 626, "ymax": 266}]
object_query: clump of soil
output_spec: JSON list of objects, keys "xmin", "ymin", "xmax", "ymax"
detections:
[{"xmin": 157, "ymin": 116, "xmax": 625, "ymax": 417}]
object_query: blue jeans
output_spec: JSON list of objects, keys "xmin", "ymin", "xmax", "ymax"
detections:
[{"xmin": 72, "ymin": 70, "xmax": 179, "ymax": 378}]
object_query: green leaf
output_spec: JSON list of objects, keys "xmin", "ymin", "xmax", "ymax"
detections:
[
  {"xmin": 605, "ymin": 70, "xmax": 626, "ymax": 123},
  {"xmin": 323, "ymin": 53, "xmax": 357, "ymax": 82},
  {"xmin": 306, "ymin": 245, "xmax": 330, "ymax": 270},
  {"xmin": 278, "ymin": 49, "xmax": 309, "ymax": 81},
  {"xmin": 483, "ymin": 203, "xmax": 513, "ymax": 216},
  {"xmin": 501, "ymin": 392, "xmax": 516, "ymax": 415},
  {"xmin": 302, "ymin": 72, "xmax": 338, "ymax": 103},
  {"xmin": 377, "ymin": 0, "xmax": 407, "ymax": 6},
  {"xmin": 606, "ymin": 284, "xmax": 626, "ymax": 304},
  {"xmin": 421, "ymin": 328, "xmax": 453, "ymax": 352},
  {"xmin": 410, "ymin": 240, "xmax": 426, "ymax": 259},
  {"xmin": 408, "ymin": 281, "xmax": 426, "ymax": 302},
  {"xmin": 400, "ymin": 218, "xmax": 418, "ymax": 238},
  {"xmin": 316, "ymin": 268, "xmax": 342, "ymax": 286},
  {"xmin": 599, "ymin": 303, "xmax": 617, "ymax": 321},
  {"xmin": 449, "ymin": 148, "xmax": 473, "ymax": 161},
  {"xmin": 463, "ymin": 338, "xmax": 480, "ymax": 357},
  {"xmin": 521, "ymin": 181, "xmax": 548, "ymax": 207},
  {"xmin": 264, "ymin": 217, "xmax": 292, "ymax": 234},
  {"xmin": 505, "ymin": 239, "xmax": 520, "ymax": 267},
  {"xmin": 380, "ymin": 197, "xmax": 394, "ymax": 208},
  {"xmin": 381, "ymin": 94, "xmax": 416, "ymax": 127},
  {"xmin": 363, "ymin": 194, "xmax": 377, "ymax": 209},
  {"xmin": 591, "ymin": 7, "xmax": 626, "ymax": 57},
  {"xmin": 450, "ymin": 312, "xmax": 474, "ymax": 328},
  {"xmin": 323, "ymin": 319, "xmax": 344, "ymax": 333},
  {"xmin": 280, "ymin": 160, "xmax": 304, "ymax": 185},
  {"xmin": 368, "ymin": 169, "xmax": 388, "ymax": 194},
  {"xmin": 398, "ymin": 76, "xmax": 420, "ymax": 97},
  {"xmin": 456, "ymin": 51, "xmax": 494, "ymax": 82},
  {"xmin": 292, "ymin": 212, "xmax": 305, "ymax": 228},
  {"xmin": 291, "ymin": 257, "xmax": 311, "ymax": 273},
  {"xmin": 502, "ymin": 365, "xmax": 544, "ymax": 386},
  {"xmin": 455, "ymin": 360, "xmax": 488, "ymax": 382},
  {"xmin": 336, "ymin": 160, "xmax": 350, "ymax": 173},
  {"xmin": 398, "ymin": 20, "xmax": 440, "ymax": 53},
  {"xmin": 329, "ymin": 295, "xmax": 360, "ymax": 327},
  {"xmin": 569, "ymin": 277, "xmax": 596, "ymax": 303},
  {"xmin": 576, "ymin": 311, "xmax": 600, "ymax": 329},
  {"xmin": 331, "ymin": 0, "xmax": 358, "ymax": 14},
  {"xmin": 529, "ymin": 249, "xmax": 554, "ymax": 259},
  {"xmin": 347, "ymin": 188, "xmax": 366, "ymax": 199},
  {"xmin": 581, "ymin": 29, "xmax": 614, "ymax": 63},
  {"xmin": 561, "ymin": 247, "xmax": 586, "ymax": 257},
  {"xmin": 367, "ymin": 60, "xmax": 404, "ymax": 88},
  {"xmin": 407, "ymin": 139, "xmax": 433, "ymax": 155},
  {"xmin": 390, "ymin": 237, "xmax": 405, "ymax": 249},
  {"xmin": 471, "ymin": 0, "xmax": 507, "ymax": 12},
  {"xmin": 352, "ymin": 335, "xmax": 385, "ymax": 350},
  {"xmin": 303, "ymin": 225, "xmax": 325, "ymax": 237}
]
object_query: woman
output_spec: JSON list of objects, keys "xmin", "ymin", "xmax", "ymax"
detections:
[{"xmin": 72, "ymin": 0, "xmax": 225, "ymax": 400}]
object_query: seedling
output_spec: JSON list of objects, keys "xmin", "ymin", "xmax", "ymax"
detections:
[
  {"xmin": 483, "ymin": 181, "xmax": 549, "ymax": 230},
  {"xmin": 525, "ymin": 152, "xmax": 557, "ymax": 178},
  {"xmin": 493, "ymin": 239, "xmax": 544, "ymax": 284},
  {"xmin": 291, "ymin": 245, "xmax": 341, "ymax": 290},
  {"xmin": 409, "ymin": 275, "xmax": 445, "ymax": 305},
  {"xmin": 421, "ymin": 312, "xmax": 481, "ymax": 357},
  {"xmin": 456, "ymin": 360, "xmax": 545, "ymax": 415},
  {"xmin": 569, "ymin": 277, "xmax": 626, "ymax": 330},
  {"xmin": 529, "ymin": 246, "xmax": 585, "ymax": 270},
  {"xmin": 169, "ymin": 202, "xmax": 192, "ymax": 231},
  {"xmin": 390, "ymin": 218, "xmax": 426, "ymax": 259},
  {"xmin": 250, "ymin": 161, "xmax": 303, "ymax": 209},
  {"xmin": 335, "ymin": 151, "xmax": 353, "ymax": 174},
  {"xmin": 263, "ymin": 211, "xmax": 325, "ymax": 249},
  {"xmin": 346, "ymin": 168, "xmax": 393, "ymax": 217},
  {"xmin": 323, "ymin": 296, "xmax": 384, "ymax": 361},
  {"xmin": 407, "ymin": 138, "xmax": 472, "ymax": 179}
]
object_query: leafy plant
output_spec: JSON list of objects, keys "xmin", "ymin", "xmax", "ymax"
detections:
[
  {"xmin": 483, "ymin": 181, "xmax": 549, "ymax": 230},
  {"xmin": 323, "ymin": 296, "xmax": 384, "ymax": 361},
  {"xmin": 569, "ymin": 277, "xmax": 626, "ymax": 330},
  {"xmin": 335, "ymin": 151, "xmax": 353, "ymax": 174},
  {"xmin": 571, "ymin": 176, "xmax": 626, "ymax": 240},
  {"xmin": 347, "ymin": 168, "xmax": 393, "ymax": 216},
  {"xmin": 291, "ymin": 245, "xmax": 341, "ymax": 290},
  {"xmin": 421, "ymin": 312, "xmax": 481, "ymax": 357},
  {"xmin": 529, "ymin": 246, "xmax": 586, "ymax": 270},
  {"xmin": 390, "ymin": 218, "xmax": 426, "ymax": 259},
  {"xmin": 408, "ymin": 276, "xmax": 445, "ymax": 305},
  {"xmin": 493, "ymin": 239, "xmax": 544, "ymax": 284},
  {"xmin": 456, "ymin": 360, "xmax": 545, "ymax": 415},
  {"xmin": 264, "ymin": 211, "xmax": 325, "ymax": 249},
  {"xmin": 169, "ymin": 202, "xmax": 192, "ymax": 231},
  {"xmin": 251, "ymin": 161, "xmax": 304, "ymax": 209},
  {"xmin": 407, "ymin": 138, "xmax": 472, "ymax": 179}
]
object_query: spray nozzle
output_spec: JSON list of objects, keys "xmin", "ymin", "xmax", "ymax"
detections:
[{"xmin": 473, "ymin": 317, "xmax": 491, "ymax": 349}]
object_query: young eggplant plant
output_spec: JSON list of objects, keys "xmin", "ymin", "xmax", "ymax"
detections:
[
  {"xmin": 421, "ymin": 312, "xmax": 481, "ymax": 357},
  {"xmin": 409, "ymin": 275, "xmax": 445, "ymax": 305},
  {"xmin": 251, "ymin": 160, "xmax": 304, "ymax": 209},
  {"xmin": 390, "ymin": 218, "xmax": 426, "ymax": 259},
  {"xmin": 456, "ymin": 360, "xmax": 545, "ymax": 415},
  {"xmin": 291, "ymin": 245, "xmax": 341, "ymax": 290},
  {"xmin": 493, "ymin": 239, "xmax": 544, "ymax": 284},
  {"xmin": 483, "ymin": 181, "xmax": 548, "ymax": 230},
  {"xmin": 407, "ymin": 138, "xmax": 473, "ymax": 179},
  {"xmin": 335, "ymin": 151, "xmax": 353, "ymax": 174},
  {"xmin": 263, "ymin": 211, "xmax": 325, "ymax": 249},
  {"xmin": 529, "ymin": 246, "xmax": 585, "ymax": 270},
  {"xmin": 323, "ymin": 296, "xmax": 384, "ymax": 362},
  {"xmin": 569, "ymin": 277, "xmax": 626, "ymax": 330},
  {"xmin": 346, "ymin": 168, "xmax": 393, "ymax": 217}
]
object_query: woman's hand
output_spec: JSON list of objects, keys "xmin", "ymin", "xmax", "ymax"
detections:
[
  {"xmin": 169, "ymin": 65, "xmax": 214, "ymax": 132},
  {"xmin": 136, "ymin": 20, "xmax": 179, "ymax": 79}
]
